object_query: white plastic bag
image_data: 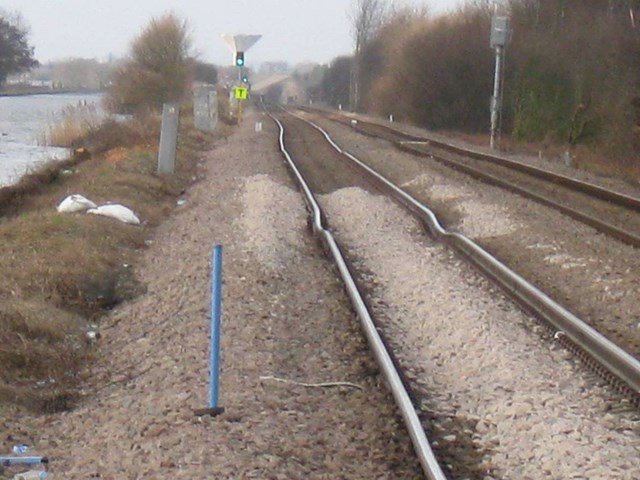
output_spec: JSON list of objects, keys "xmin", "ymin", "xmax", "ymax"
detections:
[
  {"xmin": 56, "ymin": 194, "xmax": 97, "ymax": 213},
  {"xmin": 87, "ymin": 204, "xmax": 141, "ymax": 225},
  {"xmin": 13, "ymin": 470, "xmax": 48, "ymax": 479}
]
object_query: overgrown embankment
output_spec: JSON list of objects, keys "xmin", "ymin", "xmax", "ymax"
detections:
[
  {"xmin": 324, "ymin": 1, "xmax": 640, "ymax": 179},
  {"xmin": 0, "ymin": 113, "xmax": 219, "ymax": 413}
]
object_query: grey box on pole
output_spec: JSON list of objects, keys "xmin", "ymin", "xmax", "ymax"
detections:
[
  {"xmin": 490, "ymin": 16, "xmax": 511, "ymax": 48},
  {"xmin": 157, "ymin": 103, "xmax": 180, "ymax": 174},
  {"xmin": 194, "ymin": 84, "xmax": 218, "ymax": 133}
]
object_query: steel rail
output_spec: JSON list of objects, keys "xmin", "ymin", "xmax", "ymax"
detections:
[
  {"xmin": 394, "ymin": 142, "xmax": 640, "ymax": 248},
  {"xmin": 325, "ymin": 111, "xmax": 640, "ymax": 212},
  {"xmin": 413, "ymin": 136, "xmax": 640, "ymax": 212},
  {"xmin": 319, "ymin": 113, "xmax": 640, "ymax": 248},
  {"xmin": 266, "ymin": 109, "xmax": 448, "ymax": 480},
  {"xmin": 290, "ymin": 112, "xmax": 640, "ymax": 399}
]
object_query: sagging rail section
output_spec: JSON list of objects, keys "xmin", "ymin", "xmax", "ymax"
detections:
[{"xmin": 265, "ymin": 104, "xmax": 640, "ymax": 478}]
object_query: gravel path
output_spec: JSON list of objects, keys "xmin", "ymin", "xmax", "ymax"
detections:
[{"xmin": 1, "ymin": 110, "xmax": 422, "ymax": 479}]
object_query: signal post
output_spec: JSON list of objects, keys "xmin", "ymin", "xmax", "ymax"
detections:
[{"xmin": 221, "ymin": 34, "xmax": 262, "ymax": 121}]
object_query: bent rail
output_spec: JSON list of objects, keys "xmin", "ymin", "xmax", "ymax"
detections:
[
  {"xmin": 300, "ymin": 114, "xmax": 640, "ymax": 398},
  {"xmin": 267, "ymin": 109, "xmax": 448, "ymax": 480}
]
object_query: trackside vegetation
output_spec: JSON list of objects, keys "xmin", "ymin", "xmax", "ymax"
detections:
[
  {"xmin": 105, "ymin": 13, "xmax": 193, "ymax": 114},
  {"xmin": 0, "ymin": 13, "xmax": 225, "ymax": 413},
  {"xmin": 322, "ymin": 0, "xmax": 640, "ymax": 177},
  {"xmin": 0, "ymin": 115, "xmax": 220, "ymax": 413}
]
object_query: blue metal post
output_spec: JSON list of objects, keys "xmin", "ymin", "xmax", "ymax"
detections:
[
  {"xmin": 0, "ymin": 457, "xmax": 47, "ymax": 467},
  {"xmin": 193, "ymin": 245, "xmax": 225, "ymax": 417},
  {"xmin": 209, "ymin": 245, "xmax": 223, "ymax": 409}
]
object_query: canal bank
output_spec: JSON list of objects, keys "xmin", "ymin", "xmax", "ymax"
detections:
[
  {"xmin": 0, "ymin": 106, "xmax": 225, "ymax": 409},
  {"xmin": 0, "ymin": 93, "xmax": 103, "ymax": 187}
]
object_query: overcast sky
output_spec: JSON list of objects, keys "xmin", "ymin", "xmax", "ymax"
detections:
[{"xmin": 2, "ymin": 0, "xmax": 466, "ymax": 66}]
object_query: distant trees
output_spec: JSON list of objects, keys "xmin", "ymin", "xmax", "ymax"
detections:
[
  {"xmin": 0, "ymin": 12, "xmax": 38, "ymax": 85},
  {"xmin": 349, "ymin": 0, "xmax": 386, "ymax": 109},
  {"xmin": 50, "ymin": 58, "xmax": 112, "ymax": 90},
  {"xmin": 105, "ymin": 13, "xmax": 192, "ymax": 114},
  {"xmin": 324, "ymin": 0, "xmax": 640, "ymax": 164},
  {"xmin": 321, "ymin": 56, "xmax": 352, "ymax": 108}
]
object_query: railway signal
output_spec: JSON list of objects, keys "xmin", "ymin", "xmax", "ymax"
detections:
[{"xmin": 221, "ymin": 33, "xmax": 262, "ymax": 68}]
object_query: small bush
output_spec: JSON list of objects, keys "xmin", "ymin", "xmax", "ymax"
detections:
[{"xmin": 105, "ymin": 13, "xmax": 192, "ymax": 114}]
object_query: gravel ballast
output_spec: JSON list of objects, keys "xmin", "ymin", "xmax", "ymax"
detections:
[
  {"xmin": 4, "ymin": 107, "xmax": 640, "ymax": 479},
  {"xmin": 313, "ymin": 115, "xmax": 640, "ymax": 357},
  {"xmin": 320, "ymin": 185, "xmax": 640, "ymax": 479},
  {"xmin": 1, "ymin": 111, "xmax": 422, "ymax": 479}
]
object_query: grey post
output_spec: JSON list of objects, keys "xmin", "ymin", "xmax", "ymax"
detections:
[
  {"xmin": 157, "ymin": 103, "xmax": 180, "ymax": 174},
  {"xmin": 489, "ymin": 16, "xmax": 511, "ymax": 150},
  {"xmin": 193, "ymin": 84, "xmax": 218, "ymax": 133}
]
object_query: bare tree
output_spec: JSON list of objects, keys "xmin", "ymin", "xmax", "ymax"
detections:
[
  {"xmin": 105, "ymin": 13, "xmax": 192, "ymax": 114},
  {"xmin": 349, "ymin": 0, "xmax": 386, "ymax": 110}
]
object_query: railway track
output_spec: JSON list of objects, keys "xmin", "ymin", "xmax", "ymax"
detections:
[
  {"xmin": 267, "ymin": 108, "xmax": 447, "ymax": 480},
  {"xmin": 307, "ymin": 108, "xmax": 640, "ymax": 249},
  {"xmin": 301, "ymin": 107, "xmax": 640, "ymax": 360},
  {"xmin": 265, "ymin": 104, "xmax": 640, "ymax": 479}
]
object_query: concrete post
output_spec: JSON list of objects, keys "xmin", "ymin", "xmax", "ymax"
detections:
[
  {"xmin": 194, "ymin": 85, "xmax": 218, "ymax": 133},
  {"xmin": 157, "ymin": 103, "xmax": 180, "ymax": 174}
]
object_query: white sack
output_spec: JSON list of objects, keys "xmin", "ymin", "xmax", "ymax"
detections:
[
  {"xmin": 56, "ymin": 194, "xmax": 97, "ymax": 213},
  {"xmin": 87, "ymin": 204, "xmax": 141, "ymax": 225}
]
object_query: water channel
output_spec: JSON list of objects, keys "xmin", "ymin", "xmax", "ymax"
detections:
[{"xmin": 0, "ymin": 93, "xmax": 103, "ymax": 187}]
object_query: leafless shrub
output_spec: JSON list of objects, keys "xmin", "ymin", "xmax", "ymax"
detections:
[{"xmin": 105, "ymin": 13, "xmax": 192, "ymax": 114}]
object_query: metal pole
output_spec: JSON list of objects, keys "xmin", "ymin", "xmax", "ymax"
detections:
[
  {"xmin": 209, "ymin": 245, "xmax": 223, "ymax": 409},
  {"xmin": 0, "ymin": 457, "xmax": 47, "ymax": 467},
  {"xmin": 490, "ymin": 45, "xmax": 504, "ymax": 150},
  {"xmin": 194, "ymin": 245, "xmax": 225, "ymax": 417}
]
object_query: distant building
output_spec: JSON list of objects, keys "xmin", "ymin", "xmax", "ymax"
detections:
[
  {"xmin": 5, "ymin": 73, "xmax": 54, "ymax": 89},
  {"xmin": 260, "ymin": 61, "xmax": 289, "ymax": 74}
]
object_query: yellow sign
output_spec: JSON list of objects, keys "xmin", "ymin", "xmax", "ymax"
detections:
[{"xmin": 234, "ymin": 86, "xmax": 248, "ymax": 100}]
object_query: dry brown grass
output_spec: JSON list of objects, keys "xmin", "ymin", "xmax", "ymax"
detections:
[
  {"xmin": 0, "ymin": 109, "xmax": 218, "ymax": 412},
  {"xmin": 39, "ymin": 104, "xmax": 102, "ymax": 147}
]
